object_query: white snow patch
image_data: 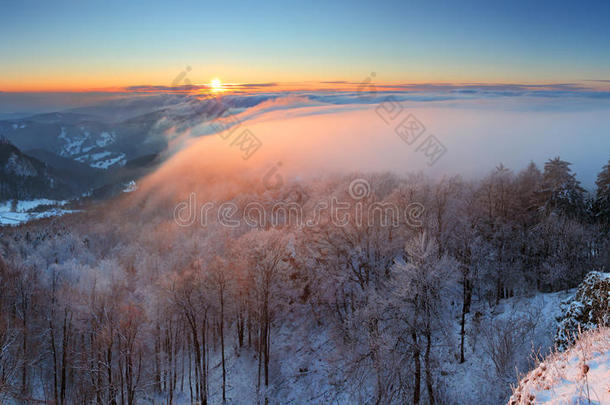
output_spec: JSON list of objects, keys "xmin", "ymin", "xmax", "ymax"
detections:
[
  {"xmin": 58, "ymin": 126, "xmax": 68, "ymax": 142},
  {"xmin": 16, "ymin": 199, "xmax": 67, "ymax": 212},
  {"xmin": 509, "ymin": 327, "xmax": 610, "ymax": 405},
  {"xmin": 59, "ymin": 127, "xmax": 86, "ymax": 156},
  {"xmin": 123, "ymin": 181, "xmax": 138, "ymax": 193},
  {"xmin": 91, "ymin": 151, "xmax": 112, "ymax": 160},
  {"xmin": 0, "ymin": 199, "xmax": 74, "ymax": 226},
  {"xmin": 0, "ymin": 209, "xmax": 78, "ymax": 226},
  {"xmin": 96, "ymin": 131, "xmax": 116, "ymax": 147},
  {"xmin": 90, "ymin": 153, "xmax": 125, "ymax": 169}
]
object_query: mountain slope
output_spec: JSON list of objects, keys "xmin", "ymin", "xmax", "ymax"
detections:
[
  {"xmin": 24, "ymin": 148, "xmax": 109, "ymax": 189},
  {"xmin": 0, "ymin": 138, "xmax": 75, "ymax": 200},
  {"xmin": 0, "ymin": 111, "xmax": 168, "ymax": 170}
]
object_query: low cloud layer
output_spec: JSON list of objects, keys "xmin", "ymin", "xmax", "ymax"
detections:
[
  {"xmin": 139, "ymin": 93, "xmax": 610, "ymax": 198},
  {"xmin": 2, "ymin": 86, "xmax": 607, "ymax": 190}
]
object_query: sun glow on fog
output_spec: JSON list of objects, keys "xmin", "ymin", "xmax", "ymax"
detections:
[{"xmin": 152, "ymin": 97, "xmax": 610, "ymax": 191}]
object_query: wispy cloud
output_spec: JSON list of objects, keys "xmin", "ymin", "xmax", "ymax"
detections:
[{"xmin": 123, "ymin": 82, "xmax": 279, "ymax": 94}]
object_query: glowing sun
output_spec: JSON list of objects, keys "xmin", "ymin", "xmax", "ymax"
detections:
[{"xmin": 210, "ymin": 78, "xmax": 222, "ymax": 90}]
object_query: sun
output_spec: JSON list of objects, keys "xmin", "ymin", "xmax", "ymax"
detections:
[{"xmin": 210, "ymin": 78, "xmax": 222, "ymax": 91}]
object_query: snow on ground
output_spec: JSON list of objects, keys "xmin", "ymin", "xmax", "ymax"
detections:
[
  {"xmin": 96, "ymin": 131, "xmax": 115, "ymax": 147},
  {"xmin": 90, "ymin": 152, "xmax": 126, "ymax": 169},
  {"xmin": 91, "ymin": 151, "xmax": 112, "ymax": 160},
  {"xmin": 143, "ymin": 307, "xmax": 355, "ymax": 405},
  {"xmin": 143, "ymin": 291, "xmax": 575, "ymax": 405},
  {"xmin": 123, "ymin": 180, "xmax": 138, "ymax": 193},
  {"xmin": 59, "ymin": 126, "xmax": 88, "ymax": 156},
  {"xmin": 19, "ymin": 199, "xmax": 68, "ymax": 211},
  {"xmin": 0, "ymin": 209, "xmax": 76, "ymax": 226},
  {"xmin": 145, "ymin": 291, "xmax": 577, "ymax": 405},
  {"xmin": 77, "ymin": 151, "xmax": 125, "ymax": 168},
  {"xmin": 0, "ymin": 198, "xmax": 67, "ymax": 212},
  {"xmin": 56, "ymin": 127, "xmax": 123, "ymax": 168},
  {"xmin": 509, "ymin": 327, "xmax": 610, "ymax": 405},
  {"xmin": 440, "ymin": 290, "xmax": 575, "ymax": 404},
  {"xmin": 0, "ymin": 199, "xmax": 75, "ymax": 226}
]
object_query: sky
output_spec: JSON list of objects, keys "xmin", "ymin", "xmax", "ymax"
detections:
[
  {"xmin": 1, "ymin": 0, "xmax": 609, "ymax": 91},
  {"xmin": 0, "ymin": 1, "xmax": 608, "ymax": 187}
]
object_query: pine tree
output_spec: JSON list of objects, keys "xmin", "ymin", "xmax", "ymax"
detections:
[
  {"xmin": 593, "ymin": 159, "xmax": 610, "ymax": 232},
  {"xmin": 539, "ymin": 157, "xmax": 585, "ymax": 218}
]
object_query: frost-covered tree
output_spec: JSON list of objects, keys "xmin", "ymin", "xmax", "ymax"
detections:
[
  {"xmin": 391, "ymin": 233, "xmax": 459, "ymax": 405},
  {"xmin": 593, "ymin": 159, "xmax": 610, "ymax": 231},
  {"xmin": 236, "ymin": 229, "xmax": 291, "ymax": 399},
  {"xmin": 0, "ymin": 255, "xmax": 19, "ymax": 401},
  {"xmin": 539, "ymin": 157, "xmax": 586, "ymax": 218},
  {"xmin": 514, "ymin": 161, "xmax": 543, "ymax": 227}
]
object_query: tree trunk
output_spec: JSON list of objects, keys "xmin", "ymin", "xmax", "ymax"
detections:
[
  {"xmin": 459, "ymin": 272, "xmax": 471, "ymax": 363},
  {"xmin": 154, "ymin": 323, "xmax": 161, "ymax": 393},
  {"xmin": 201, "ymin": 315, "xmax": 208, "ymax": 405},
  {"xmin": 219, "ymin": 284, "xmax": 226, "ymax": 402},
  {"xmin": 60, "ymin": 309, "xmax": 70, "ymax": 405},
  {"xmin": 412, "ymin": 330, "xmax": 420, "ymax": 405},
  {"xmin": 424, "ymin": 328, "xmax": 434, "ymax": 405},
  {"xmin": 50, "ymin": 317, "xmax": 59, "ymax": 405}
]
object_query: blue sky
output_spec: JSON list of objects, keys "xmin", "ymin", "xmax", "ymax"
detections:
[{"xmin": 1, "ymin": 0, "xmax": 609, "ymax": 90}]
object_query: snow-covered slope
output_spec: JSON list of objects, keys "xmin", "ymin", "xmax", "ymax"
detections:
[
  {"xmin": 58, "ymin": 126, "xmax": 126, "ymax": 169},
  {"xmin": 442, "ymin": 290, "xmax": 574, "ymax": 404},
  {"xmin": 509, "ymin": 327, "xmax": 610, "ymax": 405},
  {"xmin": 0, "ymin": 139, "xmax": 77, "ymax": 201}
]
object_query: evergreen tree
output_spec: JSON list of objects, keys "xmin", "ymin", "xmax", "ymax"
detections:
[
  {"xmin": 539, "ymin": 157, "xmax": 585, "ymax": 218},
  {"xmin": 593, "ymin": 158, "xmax": 610, "ymax": 232}
]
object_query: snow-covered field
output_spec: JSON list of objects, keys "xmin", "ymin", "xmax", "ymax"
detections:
[{"xmin": 0, "ymin": 199, "xmax": 76, "ymax": 226}]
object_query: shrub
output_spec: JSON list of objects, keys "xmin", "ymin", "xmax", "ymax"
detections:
[{"xmin": 554, "ymin": 271, "xmax": 610, "ymax": 351}]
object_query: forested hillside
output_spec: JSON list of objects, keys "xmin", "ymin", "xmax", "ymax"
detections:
[{"xmin": 0, "ymin": 156, "xmax": 608, "ymax": 404}]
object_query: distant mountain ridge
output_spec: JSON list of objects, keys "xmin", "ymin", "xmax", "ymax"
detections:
[{"xmin": 0, "ymin": 111, "xmax": 165, "ymax": 170}]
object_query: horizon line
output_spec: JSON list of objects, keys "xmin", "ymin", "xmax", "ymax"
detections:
[{"xmin": 3, "ymin": 79, "xmax": 610, "ymax": 94}]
